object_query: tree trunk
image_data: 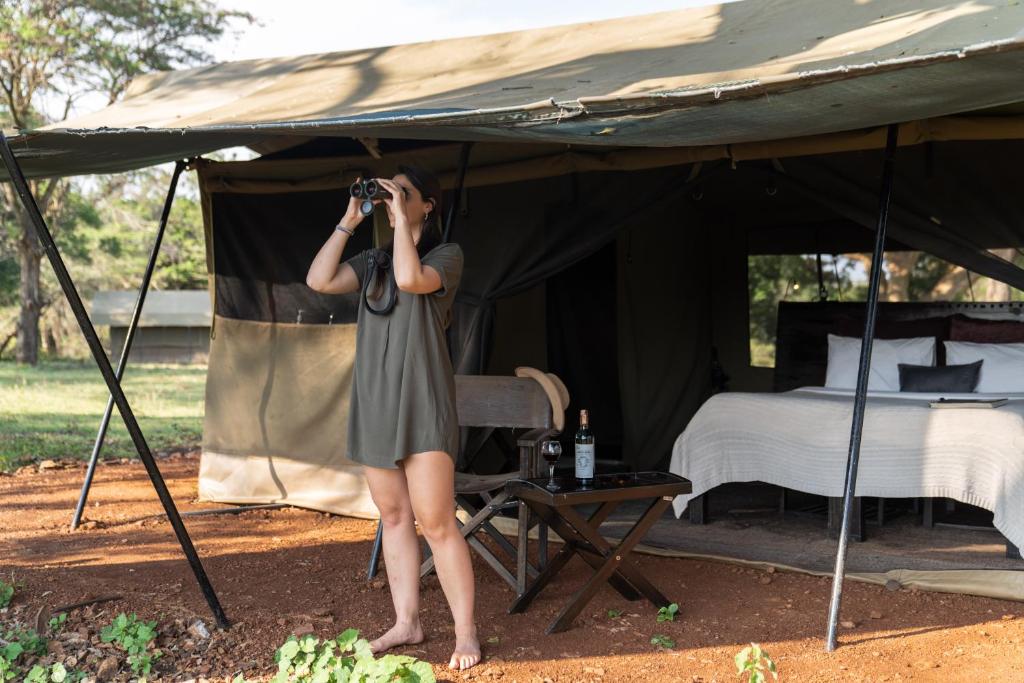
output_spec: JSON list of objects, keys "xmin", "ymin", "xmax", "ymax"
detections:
[
  {"xmin": 16, "ymin": 210, "xmax": 43, "ymax": 365},
  {"xmin": 985, "ymin": 248, "xmax": 1016, "ymax": 301},
  {"xmin": 884, "ymin": 252, "xmax": 916, "ymax": 302}
]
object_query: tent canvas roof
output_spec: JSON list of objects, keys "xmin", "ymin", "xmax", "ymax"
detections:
[{"xmin": 5, "ymin": 0, "xmax": 1024, "ymax": 179}]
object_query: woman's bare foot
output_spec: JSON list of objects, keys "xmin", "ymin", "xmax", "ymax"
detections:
[
  {"xmin": 448, "ymin": 631, "xmax": 481, "ymax": 670},
  {"xmin": 369, "ymin": 622, "xmax": 424, "ymax": 654}
]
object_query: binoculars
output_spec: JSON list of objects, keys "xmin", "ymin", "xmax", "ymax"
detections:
[{"xmin": 350, "ymin": 179, "xmax": 391, "ymax": 216}]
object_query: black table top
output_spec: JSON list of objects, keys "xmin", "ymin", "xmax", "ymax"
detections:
[{"xmin": 506, "ymin": 471, "xmax": 691, "ymax": 506}]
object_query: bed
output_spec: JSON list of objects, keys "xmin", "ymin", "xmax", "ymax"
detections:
[
  {"xmin": 669, "ymin": 387, "xmax": 1024, "ymax": 551},
  {"xmin": 669, "ymin": 301, "xmax": 1024, "ymax": 552}
]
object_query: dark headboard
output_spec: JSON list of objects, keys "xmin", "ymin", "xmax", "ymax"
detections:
[{"xmin": 773, "ymin": 301, "xmax": 1024, "ymax": 392}]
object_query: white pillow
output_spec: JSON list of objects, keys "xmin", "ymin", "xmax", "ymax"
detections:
[
  {"xmin": 825, "ymin": 334, "xmax": 936, "ymax": 391},
  {"xmin": 944, "ymin": 341, "xmax": 1024, "ymax": 394}
]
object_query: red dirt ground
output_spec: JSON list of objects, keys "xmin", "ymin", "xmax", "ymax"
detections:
[{"xmin": 3, "ymin": 451, "xmax": 1024, "ymax": 682}]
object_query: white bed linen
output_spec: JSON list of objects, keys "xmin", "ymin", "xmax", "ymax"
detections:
[{"xmin": 669, "ymin": 387, "xmax": 1024, "ymax": 549}]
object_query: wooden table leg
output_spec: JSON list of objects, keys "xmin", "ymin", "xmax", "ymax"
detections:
[
  {"xmin": 507, "ymin": 501, "xmax": 622, "ymax": 614},
  {"xmin": 528, "ymin": 501, "xmax": 641, "ymax": 601},
  {"xmin": 546, "ymin": 497, "xmax": 672, "ymax": 633},
  {"xmin": 559, "ymin": 498, "xmax": 673, "ymax": 608}
]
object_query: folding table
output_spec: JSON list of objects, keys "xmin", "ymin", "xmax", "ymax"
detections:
[{"xmin": 506, "ymin": 471, "xmax": 691, "ymax": 633}]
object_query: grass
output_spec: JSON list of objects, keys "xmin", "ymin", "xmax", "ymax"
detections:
[{"xmin": 0, "ymin": 359, "xmax": 206, "ymax": 472}]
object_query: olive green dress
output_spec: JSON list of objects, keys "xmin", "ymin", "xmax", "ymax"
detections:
[{"xmin": 343, "ymin": 242, "xmax": 464, "ymax": 468}]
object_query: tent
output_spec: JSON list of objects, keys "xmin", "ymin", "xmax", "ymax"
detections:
[
  {"xmin": 91, "ymin": 290, "xmax": 211, "ymax": 363},
  {"xmin": 5, "ymin": 0, "xmax": 1024, "ymax": 642}
]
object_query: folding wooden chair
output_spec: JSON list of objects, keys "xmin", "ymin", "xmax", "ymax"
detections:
[{"xmin": 367, "ymin": 368, "xmax": 569, "ymax": 596}]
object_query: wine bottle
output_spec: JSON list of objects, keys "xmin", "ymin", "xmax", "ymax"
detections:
[{"xmin": 575, "ymin": 408, "xmax": 595, "ymax": 486}]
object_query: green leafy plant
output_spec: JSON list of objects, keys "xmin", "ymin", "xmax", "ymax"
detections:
[
  {"xmin": 650, "ymin": 634, "xmax": 675, "ymax": 649},
  {"xmin": 47, "ymin": 613, "xmax": 67, "ymax": 633},
  {"xmin": 0, "ymin": 655, "xmax": 16, "ymax": 682},
  {"xmin": 100, "ymin": 613, "xmax": 161, "ymax": 680},
  {"xmin": 0, "ymin": 627, "xmax": 49, "ymax": 682},
  {"xmin": 656, "ymin": 603, "xmax": 679, "ymax": 623},
  {"xmin": 3, "ymin": 628, "xmax": 47, "ymax": 659},
  {"xmin": 273, "ymin": 628, "xmax": 435, "ymax": 683},
  {"xmin": 607, "ymin": 609, "xmax": 621, "ymax": 619},
  {"xmin": 24, "ymin": 663, "xmax": 84, "ymax": 683},
  {"xmin": 0, "ymin": 580, "xmax": 14, "ymax": 609},
  {"xmin": 735, "ymin": 643, "xmax": 778, "ymax": 683}
]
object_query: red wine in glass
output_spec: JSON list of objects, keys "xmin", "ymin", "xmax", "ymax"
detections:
[{"xmin": 541, "ymin": 440, "xmax": 562, "ymax": 490}]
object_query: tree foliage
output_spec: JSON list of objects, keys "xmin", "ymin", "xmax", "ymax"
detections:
[
  {"xmin": 0, "ymin": 0, "xmax": 254, "ymax": 126},
  {"xmin": 0, "ymin": 0, "xmax": 252, "ymax": 363}
]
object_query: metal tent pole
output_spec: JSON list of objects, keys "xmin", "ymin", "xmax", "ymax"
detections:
[
  {"xmin": 367, "ymin": 522, "xmax": 384, "ymax": 580},
  {"xmin": 443, "ymin": 142, "xmax": 473, "ymax": 243},
  {"xmin": 71, "ymin": 161, "xmax": 185, "ymax": 531},
  {"xmin": 825, "ymin": 123, "xmax": 899, "ymax": 652},
  {"xmin": 0, "ymin": 133, "xmax": 230, "ymax": 630}
]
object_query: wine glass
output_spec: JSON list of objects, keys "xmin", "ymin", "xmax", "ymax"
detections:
[{"xmin": 541, "ymin": 440, "xmax": 562, "ymax": 491}]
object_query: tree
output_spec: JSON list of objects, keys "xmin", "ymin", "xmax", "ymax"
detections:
[{"xmin": 0, "ymin": 0, "xmax": 253, "ymax": 364}]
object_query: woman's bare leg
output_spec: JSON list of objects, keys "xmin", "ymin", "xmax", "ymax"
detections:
[
  {"xmin": 403, "ymin": 451, "xmax": 480, "ymax": 670},
  {"xmin": 363, "ymin": 464, "xmax": 424, "ymax": 653}
]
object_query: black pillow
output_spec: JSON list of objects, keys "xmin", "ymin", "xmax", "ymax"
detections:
[{"xmin": 898, "ymin": 360, "xmax": 983, "ymax": 393}]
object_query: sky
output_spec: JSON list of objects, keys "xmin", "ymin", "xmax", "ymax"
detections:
[{"xmin": 212, "ymin": 0, "xmax": 728, "ymax": 62}]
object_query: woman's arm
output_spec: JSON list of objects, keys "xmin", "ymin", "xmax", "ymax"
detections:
[
  {"xmin": 376, "ymin": 178, "xmax": 443, "ymax": 294},
  {"xmin": 306, "ymin": 195, "xmax": 364, "ymax": 294}
]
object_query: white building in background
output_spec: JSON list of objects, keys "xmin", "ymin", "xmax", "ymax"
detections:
[{"xmin": 90, "ymin": 290, "xmax": 211, "ymax": 364}]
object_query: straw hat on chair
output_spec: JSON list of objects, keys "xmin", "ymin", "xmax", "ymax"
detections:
[{"xmin": 514, "ymin": 366, "xmax": 570, "ymax": 432}]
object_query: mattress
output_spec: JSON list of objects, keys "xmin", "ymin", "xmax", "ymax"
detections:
[{"xmin": 669, "ymin": 387, "xmax": 1024, "ymax": 548}]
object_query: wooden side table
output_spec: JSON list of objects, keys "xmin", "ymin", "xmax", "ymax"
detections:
[{"xmin": 506, "ymin": 471, "xmax": 691, "ymax": 633}]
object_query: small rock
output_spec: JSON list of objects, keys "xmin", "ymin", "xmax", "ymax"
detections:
[
  {"xmin": 293, "ymin": 622, "xmax": 316, "ymax": 636},
  {"xmin": 840, "ymin": 620, "xmax": 857, "ymax": 629},
  {"xmin": 188, "ymin": 620, "xmax": 211, "ymax": 640},
  {"xmin": 38, "ymin": 459, "xmax": 60, "ymax": 471},
  {"xmin": 766, "ymin": 566, "xmax": 776, "ymax": 574},
  {"xmin": 369, "ymin": 579, "xmax": 386, "ymax": 590},
  {"xmin": 870, "ymin": 611, "xmax": 883, "ymax": 619},
  {"xmin": 96, "ymin": 655, "xmax": 119, "ymax": 681},
  {"xmin": 884, "ymin": 579, "xmax": 901, "ymax": 592},
  {"xmin": 276, "ymin": 618, "xmax": 287, "ymax": 626},
  {"xmin": 758, "ymin": 576, "xmax": 772, "ymax": 585}
]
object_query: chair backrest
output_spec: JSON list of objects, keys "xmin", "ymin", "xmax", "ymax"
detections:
[{"xmin": 455, "ymin": 375, "xmax": 553, "ymax": 431}]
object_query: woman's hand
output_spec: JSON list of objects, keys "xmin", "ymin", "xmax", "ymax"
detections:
[
  {"xmin": 340, "ymin": 177, "xmax": 365, "ymax": 229},
  {"xmin": 374, "ymin": 177, "xmax": 410, "ymax": 226}
]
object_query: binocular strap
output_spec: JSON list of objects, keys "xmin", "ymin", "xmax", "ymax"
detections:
[{"xmin": 363, "ymin": 249, "xmax": 399, "ymax": 316}]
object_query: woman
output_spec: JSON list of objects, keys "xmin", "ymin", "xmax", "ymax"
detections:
[{"xmin": 305, "ymin": 166, "xmax": 479, "ymax": 671}]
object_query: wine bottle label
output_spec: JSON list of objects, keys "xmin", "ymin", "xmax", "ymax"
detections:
[{"xmin": 575, "ymin": 443, "xmax": 595, "ymax": 479}]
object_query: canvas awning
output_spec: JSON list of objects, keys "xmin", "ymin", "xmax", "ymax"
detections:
[{"xmin": 5, "ymin": 0, "xmax": 1024, "ymax": 179}]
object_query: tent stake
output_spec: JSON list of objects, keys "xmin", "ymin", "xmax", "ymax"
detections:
[
  {"xmin": 0, "ymin": 133, "xmax": 230, "ymax": 630},
  {"xmin": 443, "ymin": 142, "xmax": 473, "ymax": 243},
  {"xmin": 825, "ymin": 123, "xmax": 899, "ymax": 652},
  {"xmin": 71, "ymin": 160, "xmax": 185, "ymax": 531}
]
